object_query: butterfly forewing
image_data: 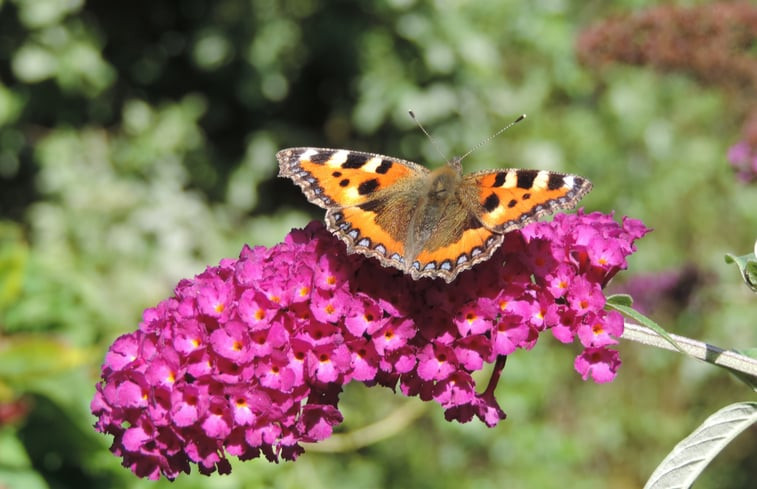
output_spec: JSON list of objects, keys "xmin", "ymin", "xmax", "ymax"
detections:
[
  {"xmin": 277, "ymin": 147, "xmax": 428, "ymax": 209},
  {"xmin": 468, "ymin": 169, "xmax": 592, "ymax": 233}
]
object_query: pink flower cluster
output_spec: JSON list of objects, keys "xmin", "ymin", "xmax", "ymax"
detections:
[{"xmin": 91, "ymin": 211, "xmax": 649, "ymax": 480}]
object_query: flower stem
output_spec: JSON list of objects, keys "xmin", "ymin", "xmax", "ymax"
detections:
[{"xmin": 482, "ymin": 355, "xmax": 508, "ymax": 397}]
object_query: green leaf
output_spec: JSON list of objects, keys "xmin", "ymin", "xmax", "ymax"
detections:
[
  {"xmin": 606, "ymin": 301, "xmax": 686, "ymax": 354},
  {"xmin": 0, "ymin": 222, "xmax": 28, "ymax": 312},
  {"xmin": 724, "ymin": 252, "xmax": 757, "ymax": 292},
  {"xmin": 644, "ymin": 402, "xmax": 757, "ymax": 489},
  {"xmin": 728, "ymin": 349, "xmax": 757, "ymax": 391},
  {"xmin": 606, "ymin": 293, "xmax": 633, "ymax": 307},
  {"xmin": 734, "ymin": 348, "xmax": 757, "ymax": 359},
  {"xmin": 729, "ymin": 371, "xmax": 757, "ymax": 392},
  {"xmin": 0, "ymin": 336, "xmax": 88, "ymax": 389},
  {"xmin": 0, "ymin": 470, "xmax": 48, "ymax": 489}
]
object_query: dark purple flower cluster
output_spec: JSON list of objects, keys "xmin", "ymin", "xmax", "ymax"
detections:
[
  {"xmin": 728, "ymin": 141, "xmax": 757, "ymax": 183},
  {"xmin": 576, "ymin": 2, "xmax": 757, "ymax": 92},
  {"xmin": 91, "ymin": 211, "xmax": 649, "ymax": 479},
  {"xmin": 613, "ymin": 265, "xmax": 702, "ymax": 316}
]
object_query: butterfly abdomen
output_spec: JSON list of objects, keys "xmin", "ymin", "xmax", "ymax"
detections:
[{"xmin": 404, "ymin": 167, "xmax": 462, "ymax": 263}]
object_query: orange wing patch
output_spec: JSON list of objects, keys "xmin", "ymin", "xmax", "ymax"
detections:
[
  {"xmin": 413, "ymin": 226, "xmax": 503, "ymax": 281},
  {"xmin": 471, "ymin": 169, "xmax": 592, "ymax": 232},
  {"xmin": 326, "ymin": 206, "xmax": 408, "ymax": 270}
]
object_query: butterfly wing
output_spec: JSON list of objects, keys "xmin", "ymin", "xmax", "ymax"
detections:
[
  {"xmin": 278, "ymin": 147, "xmax": 593, "ymax": 283},
  {"xmin": 276, "ymin": 147, "xmax": 430, "ymax": 272},
  {"xmin": 464, "ymin": 168, "xmax": 592, "ymax": 233},
  {"xmin": 408, "ymin": 168, "xmax": 592, "ymax": 282},
  {"xmin": 408, "ymin": 198, "xmax": 504, "ymax": 282}
]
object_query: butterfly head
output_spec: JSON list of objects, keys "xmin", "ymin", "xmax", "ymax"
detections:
[{"xmin": 447, "ymin": 156, "xmax": 463, "ymax": 173}]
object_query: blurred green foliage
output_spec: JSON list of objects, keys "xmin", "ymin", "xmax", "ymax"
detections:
[{"xmin": 0, "ymin": 0, "xmax": 755, "ymax": 488}]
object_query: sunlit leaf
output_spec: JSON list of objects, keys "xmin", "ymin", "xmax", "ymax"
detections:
[
  {"xmin": 644, "ymin": 402, "xmax": 757, "ymax": 489},
  {"xmin": 725, "ymin": 252, "xmax": 757, "ymax": 292}
]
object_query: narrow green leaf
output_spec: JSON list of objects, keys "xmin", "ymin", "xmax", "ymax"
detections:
[
  {"xmin": 0, "ymin": 222, "xmax": 28, "ymax": 311},
  {"xmin": 734, "ymin": 348, "xmax": 757, "ymax": 359},
  {"xmin": 606, "ymin": 293, "xmax": 633, "ymax": 307},
  {"xmin": 729, "ymin": 371, "xmax": 757, "ymax": 392},
  {"xmin": 0, "ymin": 336, "xmax": 87, "ymax": 385},
  {"xmin": 606, "ymin": 302, "xmax": 686, "ymax": 354},
  {"xmin": 724, "ymin": 252, "xmax": 757, "ymax": 292},
  {"xmin": 644, "ymin": 402, "xmax": 757, "ymax": 489},
  {"xmin": 727, "ymin": 350, "xmax": 757, "ymax": 391}
]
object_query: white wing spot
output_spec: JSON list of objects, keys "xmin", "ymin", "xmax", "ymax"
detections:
[
  {"xmin": 503, "ymin": 171, "xmax": 518, "ymax": 188},
  {"xmin": 533, "ymin": 171, "xmax": 550, "ymax": 190},
  {"xmin": 326, "ymin": 150, "xmax": 349, "ymax": 167},
  {"xmin": 362, "ymin": 157, "xmax": 384, "ymax": 173}
]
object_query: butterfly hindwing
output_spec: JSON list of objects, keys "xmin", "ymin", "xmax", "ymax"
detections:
[
  {"xmin": 326, "ymin": 204, "xmax": 409, "ymax": 272},
  {"xmin": 410, "ymin": 201, "xmax": 503, "ymax": 282},
  {"xmin": 277, "ymin": 147, "xmax": 428, "ymax": 273}
]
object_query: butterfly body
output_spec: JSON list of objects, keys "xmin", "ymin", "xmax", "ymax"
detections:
[{"xmin": 277, "ymin": 147, "xmax": 592, "ymax": 283}]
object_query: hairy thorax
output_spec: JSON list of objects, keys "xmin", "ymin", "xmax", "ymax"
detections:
[{"xmin": 406, "ymin": 166, "xmax": 465, "ymax": 260}]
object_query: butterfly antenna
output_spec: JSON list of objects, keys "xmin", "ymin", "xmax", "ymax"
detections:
[
  {"xmin": 458, "ymin": 114, "xmax": 527, "ymax": 162},
  {"xmin": 408, "ymin": 110, "xmax": 449, "ymax": 162}
]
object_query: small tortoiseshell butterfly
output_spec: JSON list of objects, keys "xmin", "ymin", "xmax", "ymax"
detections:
[{"xmin": 277, "ymin": 136, "xmax": 592, "ymax": 283}]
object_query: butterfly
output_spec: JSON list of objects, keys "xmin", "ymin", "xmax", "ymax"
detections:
[{"xmin": 277, "ymin": 145, "xmax": 592, "ymax": 283}]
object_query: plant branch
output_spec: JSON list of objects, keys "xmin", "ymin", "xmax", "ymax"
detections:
[{"xmin": 621, "ymin": 321, "xmax": 757, "ymax": 380}]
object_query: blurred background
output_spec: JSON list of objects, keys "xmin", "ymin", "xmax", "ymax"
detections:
[{"xmin": 1, "ymin": 0, "xmax": 756, "ymax": 488}]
